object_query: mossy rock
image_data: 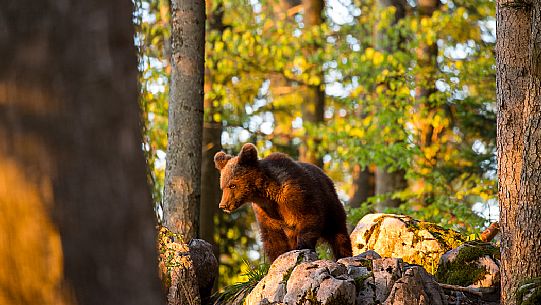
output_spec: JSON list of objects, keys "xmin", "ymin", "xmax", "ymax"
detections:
[
  {"xmin": 351, "ymin": 214, "xmax": 466, "ymax": 274},
  {"xmin": 436, "ymin": 241, "xmax": 500, "ymax": 287},
  {"xmin": 517, "ymin": 277, "xmax": 541, "ymax": 305}
]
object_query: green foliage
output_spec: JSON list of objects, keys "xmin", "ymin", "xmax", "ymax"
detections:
[
  {"xmin": 134, "ymin": 0, "xmax": 170, "ymax": 210},
  {"xmin": 212, "ymin": 261, "xmax": 270, "ymax": 305}
]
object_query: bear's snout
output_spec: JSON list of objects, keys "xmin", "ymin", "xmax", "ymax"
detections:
[{"xmin": 219, "ymin": 202, "xmax": 231, "ymax": 213}]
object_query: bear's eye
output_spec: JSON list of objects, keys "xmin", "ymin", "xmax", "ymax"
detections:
[{"xmin": 229, "ymin": 184, "xmax": 236, "ymax": 189}]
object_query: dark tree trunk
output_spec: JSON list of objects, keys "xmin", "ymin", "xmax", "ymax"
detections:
[
  {"xmin": 163, "ymin": 0, "xmax": 206, "ymax": 240},
  {"xmin": 200, "ymin": 1, "xmax": 225, "ymax": 254},
  {"xmin": 0, "ymin": 1, "xmax": 162, "ymax": 304},
  {"xmin": 375, "ymin": 168, "xmax": 408, "ymax": 211},
  {"xmin": 299, "ymin": 0, "xmax": 325, "ymax": 168},
  {"xmin": 496, "ymin": 1, "xmax": 541, "ymax": 304},
  {"xmin": 349, "ymin": 165, "xmax": 376, "ymax": 208}
]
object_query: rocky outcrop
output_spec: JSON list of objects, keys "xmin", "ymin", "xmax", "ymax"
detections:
[
  {"xmin": 350, "ymin": 214, "xmax": 464, "ymax": 273},
  {"xmin": 245, "ymin": 250, "xmax": 318, "ymax": 304},
  {"xmin": 236, "ymin": 215, "xmax": 503, "ymax": 305},
  {"xmin": 244, "ymin": 250, "xmax": 447, "ymax": 305},
  {"xmin": 283, "ymin": 260, "xmax": 356, "ymax": 305},
  {"xmin": 384, "ymin": 265, "xmax": 446, "ymax": 305}
]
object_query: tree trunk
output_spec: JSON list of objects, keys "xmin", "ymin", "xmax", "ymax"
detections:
[
  {"xmin": 200, "ymin": 119, "xmax": 222, "ymax": 250},
  {"xmin": 299, "ymin": 0, "xmax": 325, "ymax": 168},
  {"xmin": 496, "ymin": 1, "xmax": 541, "ymax": 304},
  {"xmin": 200, "ymin": 1, "xmax": 225, "ymax": 255},
  {"xmin": 375, "ymin": 168, "xmax": 408, "ymax": 211},
  {"xmin": 374, "ymin": 0, "xmax": 408, "ymax": 210},
  {"xmin": 164, "ymin": 0, "xmax": 206, "ymax": 241},
  {"xmin": 349, "ymin": 165, "xmax": 376, "ymax": 208},
  {"xmin": 0, "ymin": 1, "xmax": 162, "ymax": 304}
]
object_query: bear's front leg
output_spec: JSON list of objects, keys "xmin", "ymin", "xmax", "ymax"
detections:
[
  {"xmin": 259, "ymin": 225, "xmax": 292, "ymax": 262},
  {"xmin": 295, "ymin": 226, "xmax": 320, "ymax": 251},
  {"xmin": 253, "ymin": 204, "xmax": 293, "ymax": 262}
]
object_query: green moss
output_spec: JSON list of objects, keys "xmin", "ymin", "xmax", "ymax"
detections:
[
  {"xmin": 358, "ymin": 259, "xmax": 373, "ymax": 271},
  {"xmin": 353, "ymin": 272, "xmax": 373, "ymax": 291},
  {"xmin": 435, "ymin": 242, "xmax": 498, "ymax": 286},
  {"xmin": 282, "ymin": 266, "xmax": 294, "ymax": 284},
  {"xmin": 517, "ymin": 277, "xmax": 541, "ymax": 305}
]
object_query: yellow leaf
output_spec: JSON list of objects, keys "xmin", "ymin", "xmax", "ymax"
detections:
[{"xmin": 373, "ymin": 52, "xmax": 384, "ymax": 65}]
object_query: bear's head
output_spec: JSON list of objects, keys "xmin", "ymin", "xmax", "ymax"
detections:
[{"xmin": 214, "ymin": 143, "xmax": 259, "ymax": 213}]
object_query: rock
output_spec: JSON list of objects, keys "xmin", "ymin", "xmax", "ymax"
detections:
[
  {"xmin": 517, "ymin": 277, "xmax": 541, "ymax": 305},
  {"xmin": 188, "ymin": 239, "xmax": 218, "ymax": 304},
  {"xmin": 383, "ymin": 265, "xmax": 446, "ymax": 305},
  {"xmin": 283, "ymin": 260, "xmax": 356, "ymax": 305},
  {"xmin": 356, "ymin": 250, "xmax": 382, "ymax": 260},
  {"xmin": 436, "ymin": 242, "xmax": 500, "ymax": 288},
  {"xmin": 350, "ymin": 214, "xmax": 464, "ymax": 273},
  {"xmin": 337, "ymin": 252, "xmax": 377, "ymax": 305},
  {"xmin": 244, "ymin": 250, "xmax": 317, "ymax": 305},
  {"xmin": 373, "ymin": 258, "xmax": 403, "ymax": 303}
]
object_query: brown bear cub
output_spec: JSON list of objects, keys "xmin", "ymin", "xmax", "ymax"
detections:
[{"xmin": 214, "ymin": 143, "xmax": 352, "ymax": 262}]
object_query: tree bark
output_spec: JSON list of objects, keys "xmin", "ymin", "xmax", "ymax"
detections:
[
  {"xmin": 0, "ymin": 0, "xmax": 162, "ymax": 304},
  {"xmin": 374, "ymin": 0, "xmax": 408, "ymax": 210},
  {"xmin": 349, "ymin": 165, "xmax": 375, "ymax": 208},
  {"xmin": 164, "ymin": 0, "xmax": 206, "ymax": 240},
  {"xmin": 200, "ymin": 0, "xmax": 224, "ymax": 254},
  {"xmin": 375, "ymin": 168, "xmax": 408, "ymax": 210},
  {"xmin": 299, "ymin": 0, "xmax": 325, "ymax": 168},
  {"xmin": 496, "ymin": 1, "xmax": 541, "ymax": 304}
]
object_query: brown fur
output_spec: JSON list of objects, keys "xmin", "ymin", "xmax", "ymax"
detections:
[{"xmin": 214, "ymin": 143, "xmax": 352, "ymax": 262}]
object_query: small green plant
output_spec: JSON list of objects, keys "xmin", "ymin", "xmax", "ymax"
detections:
[{"xmin": 212, "ymin": 261, "xmax": 270, "ymax": 305}]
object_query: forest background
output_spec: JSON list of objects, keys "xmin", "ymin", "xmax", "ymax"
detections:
[{"xmin": 134, "ymin": 0, "xmax": 497, "ymax": 289}]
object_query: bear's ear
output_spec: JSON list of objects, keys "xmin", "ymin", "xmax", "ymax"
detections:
[
  {"xmin": 214, "ymin": 151, "xmax": 232, "ymax": 171},
  {"xmin": 238, "ymin": 143, "xmax": 258, "ymax": 166}
]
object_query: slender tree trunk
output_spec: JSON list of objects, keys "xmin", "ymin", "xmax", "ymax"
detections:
[
  {"xmin": 375, "ymin": 168, "xmax": 407, "ymax": 210},
  {"xmin": 374, "ymin": 0, "xmax": 408, "ymax": 210},
  {"xmin": 200, "ymin": 1, "xmax": 225, "ymax": 255},
  {"xmin": 164, "ymin": 0, "xmax": 206, "ymax": 241},
  {"xmin": 497, "ymin": 1, "xmax": 541, "ymax": 304},
  {"xmin": 200, "ymin": 123, "xmax": 221, "ymax": 246},
  {"xmin": 0, "ymin": 1, "xmax": 162, "ymax": 304},
  {"xmin": 299, "ymin": 0, "xmax": 325, "ymax": 168},
  {"xmin": 349, "ymin": 165, "xmax": 375, "ymax": 208}
]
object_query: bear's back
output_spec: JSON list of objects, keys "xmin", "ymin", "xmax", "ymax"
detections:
[{"xmin": 260, "ymin": 153, "xmax": 339, "ymax": 209}]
